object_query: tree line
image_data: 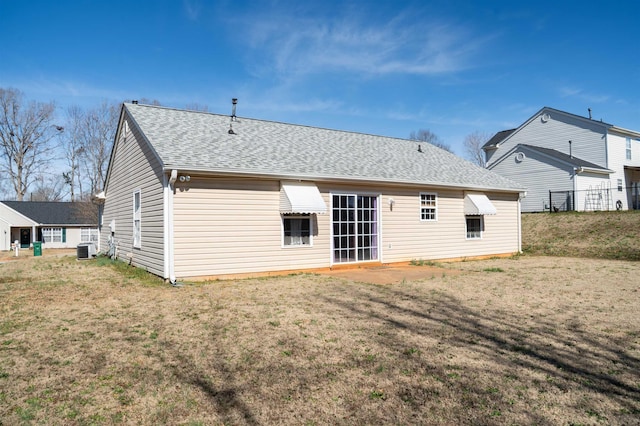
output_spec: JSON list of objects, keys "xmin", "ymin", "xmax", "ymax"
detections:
[
  {"xmin": 0, "ymin": 87, "xmax": 119, "ymax": 202},
  {"xmin": 1, "ymin": 87, "xmax": 490, "ymax": 202}
]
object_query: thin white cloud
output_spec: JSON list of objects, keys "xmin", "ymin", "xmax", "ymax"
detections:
[
  {"xmin": 183, "ymin": 0, "xmax": 201, "ymax": 21},
  {"xmin": 234, "ymin": 7, "xmax": 487, "ymax": 79},
  {"xmin": 560, "ymin": 86, "xmax": 609, "ymax": 103}
]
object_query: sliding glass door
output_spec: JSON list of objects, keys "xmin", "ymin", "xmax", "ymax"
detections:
[{"xmin": 332, "ymin": 194, "xmax": 379, "ymax": 263}]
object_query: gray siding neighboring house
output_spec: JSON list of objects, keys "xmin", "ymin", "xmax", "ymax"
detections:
[
  {"xmin": 0, "ymin": 201, "xmax": 99, "ymax": 251},
  {"xmin": 484, "ymin": 107, "xmax": 640, "ymax": 212},
  {"xmin": 101, "ymin": 103, "xmax": 525, "ymax": 282}
]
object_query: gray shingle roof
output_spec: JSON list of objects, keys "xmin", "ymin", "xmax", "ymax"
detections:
[
  {"xmin": 483, "ymin": 129, "xmax": 516, "ymax": 149},
  {"xmin": 520, "ymin": 144, "xmax": 611, "ymax": 171},
  {"xmin": 124, "ymin": 103, "xmax": 524, "ymax": 192},
  {"xmin": 1, "ymin": 201, "xmax": 98, "ymax": 225}
]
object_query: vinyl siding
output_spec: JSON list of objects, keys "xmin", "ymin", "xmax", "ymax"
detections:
[
  {"xmin": 172, "ymin": 179, "xmax": 520, "ymax": 278},
  {"xmin": 0, "ymin": 219, "xmax": 9, "ymax": 251},
  {"xmin": 40, "ymin": 227, "xmax": 98, "ymax": 249},
  {"xmin": 489, "ymin": 111, "xmax": 608, "ymax": 169},
  {"xmin": 490, "ymin": 147, "xmax": 573, "ymax": 212},
  {"xmin": 100, "ymin": 114, "xmax": 166, "ymax": 276},
  {"xmin": 607, "ymin": 132, "xmax": 640, "ymax": 210},
  {"xmin": 379, "ymin": 188, "xmax": 519, "ymax": 262},
  {"xmin": 0, "ymin": 203, "xmax": 36, "ymax": 227},
  {"xmin": 173, "ymin": 177, "xmax": 332, "ymax": 278},
  {"xmin": 574, "ymin": 173, "xmax": 613, "ymax": 211}
]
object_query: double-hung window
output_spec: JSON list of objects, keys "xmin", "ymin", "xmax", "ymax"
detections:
[
  {"xmin": 626, "ymin": 138, "xmax": 632, "ymax": 160},
  {"xmin": 133, "ymin": 190, "xmax": 141, "ymax": 248},
  {"xmin": 282, "ymin": 215, "xmax": 311, "ymax": 247},
  {"xmin": 81, "ymin": 228, "xmax": 99, "ymax": 243},
  {"xmin": 466, "ymin": 216, "xmax": 483, "ymax": 239},
  {"xmin": 420, "ymin": 193, "xmax": 437, "ymax": 221},
  {"xmin": 42, "ymin": 227, "xmax": 64, "ymax": 243}
]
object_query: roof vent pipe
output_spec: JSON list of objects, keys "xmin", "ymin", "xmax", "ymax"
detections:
[
  {"xmin": 588, "ymin": 108, "xmax": 592, "ymax": 119},
  {"xmin": 231, "ymin": 98, "xmax": 237, "ymax": 121}
]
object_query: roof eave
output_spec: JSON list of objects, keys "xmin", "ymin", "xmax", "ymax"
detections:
[
  {"xmin": 162, "ymin": 166, "xmax": 525, "ymax": 194},
  {"xmin": 609, "ymin": 126, "xmax": 640, "ymax": 138}
]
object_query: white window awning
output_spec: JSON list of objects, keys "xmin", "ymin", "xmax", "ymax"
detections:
[
  {"xmin": 280, "ymin": 182, "xmax": 327, "ymax": 214},
  {"xmin": 464, "ymin": 193, "xmax": 497, "ymax": 215}
]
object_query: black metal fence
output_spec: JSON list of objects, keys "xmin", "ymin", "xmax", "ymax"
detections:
[{"xmin": 550, "ymin": 186, "xmax": 640, "ymax": 212}]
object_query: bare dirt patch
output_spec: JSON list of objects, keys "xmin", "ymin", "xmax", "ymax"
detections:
[
  {"xmin": 1, "ymin": 255, "xmax": 639, "ymax": 425},
  {"xmin": 319, "ymin": 262, "xmax": 463, "ymax": 284}
]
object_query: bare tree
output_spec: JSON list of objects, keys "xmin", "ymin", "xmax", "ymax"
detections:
[
  {"xmin": 0, "ymin": 88, "xmax": 62, "ymax": 201},
  {"xmin": 77, "ymin": 102, "xmax": 119, "ymax": 195},
  {"xmin": 463, "ymin": 130, "xmax": 491, "ymax": 167},
  {"xmin": 409, "ymin": 129, "xmax": 452, "ymax": 153},
  {"xmin": 138, "ymin": 98, "xmax": 162, "ymax": 106},
  {"xmin": 29, "ymin": 174, "xmax": 66, "ymax": 201},
  {"xmin": 62, "ymin": 105, "xmax": 85, "ymax": 201},
  {"xmin": 185, "ymin": 102, "xmax": 209, "ymax": 112}
]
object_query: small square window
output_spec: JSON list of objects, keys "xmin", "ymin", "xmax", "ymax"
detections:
[
  {"xmin": 618, "ymin": 179, "xmax": 623, "ymax": 192},
  {"xmin": 466, "ymin": 216, "xmax": 483, "ymax": 239},
  {"xmin": 420, "ymin": 193, "xmax": 437, "ymax": 221},
  {"xmin": 283, "ymin": 215, "xmax": 311, "ymax": 246}
]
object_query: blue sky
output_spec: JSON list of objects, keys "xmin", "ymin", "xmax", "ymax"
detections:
[{"xmin": 2, "ymin": 0, "xmax": 639, "ymax": 157}]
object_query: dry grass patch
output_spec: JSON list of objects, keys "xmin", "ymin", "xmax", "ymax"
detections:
[
  {"xmin": 0, "ymin": 255, "xmax": 639, "ymax": 424},
  {"xmin": 522, "ymin": 210, "xmax": 640, "ymax": 260}
]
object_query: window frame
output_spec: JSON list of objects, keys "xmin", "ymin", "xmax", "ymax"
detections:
[
  {"xmin": 281, "ymin": 214, "xmax": 313, "ymax": 248},
  {"xmin": 42, "ymin": 227, "xmax": 64, "ymax": 243},
  {"xmin": 133, "ymin": 190, "xmax": 141, "ymax": 248},
  {"xmin": 626, "ymin": 138, "xmax": 632, "ymax": 160},
  {"xmin": 331, "ymin": 192, "xmax": 380, "ymax": 263},
  {"xmin": 465, "ymin": 215, "xmax": 483, "ymax": 240},
  {"xmin": 420, "ymin": 192, "xmax": 438, "ymax": 221},
  {"xmin": 81, "ymin": 227, "xmax": 99, "ymax": 243}
]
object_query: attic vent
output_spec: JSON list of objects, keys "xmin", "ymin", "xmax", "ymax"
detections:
[
  {"xmin": 541, "ymin": 113, "xmax": 550, "ymax": 123},
  {"xmin": 515, "ymin": 152, "xmax": 525, "ymax": 162}
]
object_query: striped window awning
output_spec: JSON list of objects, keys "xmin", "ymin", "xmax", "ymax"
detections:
[
  {"xmin": 280, "ymin": 182, "xmax": 327, "ymax": 214},
  {"xmin": 464, "ymin": 193, "xmax": 497, "ymax": 215}
]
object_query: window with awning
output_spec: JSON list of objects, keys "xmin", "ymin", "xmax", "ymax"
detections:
[
  {"xmin": 280, "ymin": 182, "xmax": 327, "ymax": 214},
  {"xmin": 464, "ymin": 193, "xmax": 497, "ymax": 215}
]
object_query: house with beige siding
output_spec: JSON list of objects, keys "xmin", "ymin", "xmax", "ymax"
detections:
[
  {"xmin": 484, "ymin": 107, "xmax": 640, "ymax": 212},
  {"xmin": 100, "ymin": 103, "xmax": 525, "ymax": 282},
  {"xmin": 0, "ymin": 201, "xmax": 99, "ymax": 251}
]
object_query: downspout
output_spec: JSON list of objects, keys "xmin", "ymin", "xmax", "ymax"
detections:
[
  {"xmin": 165, "ymin": 170, "xmax": 178, "ymax": 284},
  {"xmin": 573, "ymin": 167, "xmax": 579, "ymax": 211},
  {"xmin": 517, "ymin": 192, "xmax": 525, "ymax": 253}
]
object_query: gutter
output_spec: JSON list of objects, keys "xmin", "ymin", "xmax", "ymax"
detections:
[
  {"xmin": 161, "ymin": 167, "xmax": 525, "ymax": 195},
  {"xmin": 574, "ymin": 166, "xmax": 613, "ymax": 175}
]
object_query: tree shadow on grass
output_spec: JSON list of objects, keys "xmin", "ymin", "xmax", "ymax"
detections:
[
  {"xmin": 320, "ymin": 282, "xmax": 640, "ymax": 423},
  {"xmin": 150, "ymin": 273, "xmax": 639, "ymax": 425}
]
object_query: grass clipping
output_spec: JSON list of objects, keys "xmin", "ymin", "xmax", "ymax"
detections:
[{"xmin": 1, "ymin": 254, "xmax": 639, "ymax": 424}]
